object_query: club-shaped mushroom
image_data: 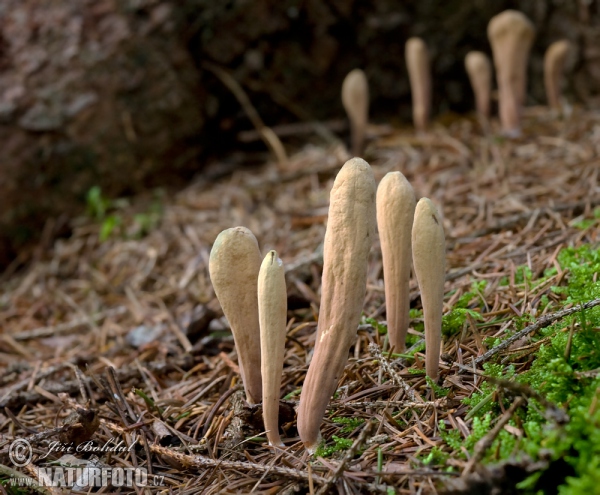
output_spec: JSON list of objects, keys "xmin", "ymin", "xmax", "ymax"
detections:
[
  {"xmin": 209, "ymin": 227, "xmax": 262, "ymax": 404},
  {"xmin": 341, "ymin": 69, "xmax": 369, "ymax": 156},
  {"xmin": 376, "ymin": 171, "xmax": 416, "ymax": 352},
  {"xmin": 465, "ymin": 51, "xmax": 492, "ymax": 120},
  {"xmin": 487, "ymin": 10, "xmax": 535, "ymax": 137},
  {"xmin": 544, "ymin": 40, "xmax": 571, "ymax": 113},
  {"xmin": 258, "ymin": 250, "xmax": 288, "ymax": 447},
  {"xmin": 297, "ymin": 157, "xmax": 376, "ymax": 452},
  {"xmin": 405, "ymin": 37, "xmax": 431, "ymax": 134},
  {"xmin": 411, "ymin": 198, "xmax": 445, "ymax": 380}
]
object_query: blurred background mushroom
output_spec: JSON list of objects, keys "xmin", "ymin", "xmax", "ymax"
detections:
[
  {"xmin": 544, "ymin": 40, "xmax": 572, "ymax": 114},
  {"xmin": 487, "ymin": 10, "xmax": 535, "ymax": 137},
  {"xmin": 0, "ymin": 1, "xmax": 595, "ymax": 268}
]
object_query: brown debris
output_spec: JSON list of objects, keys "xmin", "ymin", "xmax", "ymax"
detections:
[{"xmin": 0, "ymin": 109, "xmax": 599, "ymax": 493}]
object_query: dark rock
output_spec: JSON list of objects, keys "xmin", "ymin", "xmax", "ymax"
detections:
[{"xmin": 0, "ymin": 0, "xmax": 204, "ymax": 266}]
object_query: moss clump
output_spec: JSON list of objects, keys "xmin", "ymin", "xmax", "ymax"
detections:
[{"xmin": 439, "ymin": 244, "xmax": 600, "ymax": 493}]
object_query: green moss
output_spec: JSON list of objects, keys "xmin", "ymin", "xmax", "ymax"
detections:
[
  {"xmin": 441, "ymin": 244, "xmax": 600, "ymax": 493},
  {"xmin": 418, "ymin": 446, "xmax": 449, "ymax": 466},
  {"xmin": 442, "ymin": 308, "xmax": 483, "ymax": 336},
  {"xmin": 314, "ymin": 435, "xmax": 354, "ymax": 458},
  {"xmin": 332, "ymin": 417, "xmax": 365, "ymax": 434}
]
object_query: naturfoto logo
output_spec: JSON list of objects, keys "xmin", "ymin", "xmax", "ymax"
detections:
[{"xmin": 8, "ymin": 439, "xmax": 164, "ymax": 489}]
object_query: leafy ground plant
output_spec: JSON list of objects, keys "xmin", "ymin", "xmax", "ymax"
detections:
[{"xmin": 440, "ymin": 244, "xmax": 600, "ymax": 494}]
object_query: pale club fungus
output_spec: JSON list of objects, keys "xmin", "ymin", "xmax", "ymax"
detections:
[
  {"xmin": 208, "ymin": 227, "xmax": 262, "ymax": 404},
  {"xmin": 376, "ymin": 171, "xmax": 416, "ymax": 352},
  {"xmin": 297, "ymin": 157, "xmax": 376, "ymax": 452},
  {"xmin": 257, "ymin": 250, "xmax": 287, "ymax": 447},
  {"xmin": 487, "ymin": 10, "xmax": 535, "ymax": 137},
  {"xmin": 544, "ymin": 40, "xmax": 571, "ymax": 114},
  {"xmin": 464, "ymin": 51, "xmax": 492, "ymax": 121},
  {"xmin": 341, "ymin": 69, "xmax": 369, "ymax": 156},
  {"xmin": 405, "ymin": 37, "xmax": 431, "ymax": 134},
  {"xmin": 411, "ymin": 198, "xmax": 445, "ymax": 380}
]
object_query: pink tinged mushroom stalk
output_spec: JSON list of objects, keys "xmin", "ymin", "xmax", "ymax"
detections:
[
  {"xmin": 209, "ymin": 227, "xmax": 262, "ymax": 404},
  {"xmin": 297, "ymin": 157, "xmax": 376, "ymax": 452},
  {"xmin": 411, "ymin": 198, "xmax": 445, "ymax": 380},
  {"xmin": 257, "ymin": 250, "xmax": 288, "ymax": 448},
  {"xmin": 487, "ymin": 10, "xmax": 535, "ymax": 137},
  {"xmin": 464, "ymin": 51, "xmax": 492, "ymax": 120},
  {"xmin": 341, "ymin": 69, "xmax": 369, "ymax": 157},
  {"xmin": 544, "ymin": 40, "xmax": 571, "ymax": 113},
  {"xmin": 376, "ymin": 171, "xmax": 416, "ymax": 352},
  {"xmin": 405, "ymin": 37, "xmax": 431, "ymax": 134}
]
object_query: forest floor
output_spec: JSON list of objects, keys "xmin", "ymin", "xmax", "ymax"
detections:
[{"xmin": 0, "ymin": 108, "xmax": 599, "ymax": 494}]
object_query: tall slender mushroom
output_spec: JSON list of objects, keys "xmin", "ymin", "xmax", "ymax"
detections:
[
  {"xmin": 341, "ymin": 69, "xmax": 369, "ymax": 157},
  {"xmin": 405, "ymin": 37, "xmax": 431, "ymax": 134},
  {"xmin": 258, "ymin": 250, "xmax": 288, "ymax": 447},
  {"xmin": 376, "ymin": 171, "xmax": 416, "ymax": 352},
  {"xmin": 411, "ymin": 198, "xmax": 445, "ymax": 380},
  {"xmin": 209, "ymin": 227, "xmax": 262, "ymax": 404},
  {"xmin": 487, "ymin": 10, "xmax": 535, "ymax": 137},
  {"xmin": 544, "ymin": 40, "xmax": 571, "ymax": 113},
  {"xmin": 464, "ymin": 51, "xmax": 492, "ymax": 120},
  {"xmin": 297, "ymin": 158, "xmax": 376, "ymax": 452}
]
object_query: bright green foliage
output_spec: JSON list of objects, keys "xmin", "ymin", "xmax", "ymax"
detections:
[
  {"xmin": 441, "ymin": 281, "xmax": 487, "ymax": 336},
  {"xmin": 314, "ymin": 435, "xmax": 354, "ymax": 458},
  {"xmin": 85, "ymin": 186, "xmax": 163, "ymax": 241},
  {"xmin": 365, "ymin": 317, "xmax": 387, "ymax": 335},
  {"xmin": 409, "ymin": 308, "xmax": 425, "ymax": 336},
  {"xmin": 457, "ymin": 280, "xmax": 488, "ymax": 309},
  {"xmin": 419, "ymin": 446, "xmax": 449, "ymax": 466},
  {"xmin": 332, "ymin": 416, "xmax": 365, "ymax": 433},
  {"xmin": 426, "ymin": 376, "xmax": 450, "ymax": 397},
  {"xmin": 283, "ymin": 388, "xmax": 301, "ymax": 400},
  {"xmin": 438, "ymin": 244, "xmax": 600, "ymax": 493},
  {"xmin": 86, "ymin": 185, "xmax": 110, "ymax": 219},
  {"xmin": 99, "ymin": 214, "xmax": 122, "ymax": 242},
  {"xmin": 438, "ymin": 414, "xmax": 493, "ymax": 458},
  {"xmin": 555, "ymin": 245, "xmax": 600, "ymax": 302},
  {"xmin": 462, "ymin": 363, "xmax": 515, "ymax": 419},
  {"xmin": 442, "ymin": 308, "xmax": 483, "ymax": 336},
  {"xmin": 499, "ymin": 265, "xmax": 533, "ymax": 287}
]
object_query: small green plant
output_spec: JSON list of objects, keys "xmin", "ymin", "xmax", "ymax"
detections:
[
  {"xmin": 99, "ymin": 214, "xmax": 121, "ymax": 242},
  {"xmin": 314, "ymin": 435, "xmax": 354, "ymax": 457},
  {"xmin": 365, "ymin": 317, "xmax": 388, "ymax": 335},
  {"xmin": 442, "ymin": 244, "xmax": 600, "ymax": 493},
  {"xmin": 418, "ymin": 446, "xmax": 449, "ymax": 466},
  {"xmin": 442, "ymin": 307, "xmax": 483, "ymax": 336},
  {"xmin": 426, "ymin": 376, "xmax": 450, "ymax": 397},
  {"xmin": 332, "ymin": 416, "xmax": 365, "ymax": 433},
  {"xmin": 283, "ymin": 388, "xmax": 302, "ymax": 400},
  {"xmin": 86, "ymin": 185, "xmax": 110, "ymax": 219},
  {"xmin": 85, "ymin": 186, "xmax": 163, "ymax": 242}
]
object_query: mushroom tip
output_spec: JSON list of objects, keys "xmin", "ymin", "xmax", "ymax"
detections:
[
  {"xmin": 416, "ymin": 197, "xmax": 435, "ymax": 211},
  {"xmin": 406, "ymin": 36, "xmax": 426, "ymax": 49},
  {"xmin": 346, "ymin": 156, "xmax": 370, "ymax": 168},
  {"xmin": 342, "ymin": 69, "xmax": 368, "ymax": 94}
]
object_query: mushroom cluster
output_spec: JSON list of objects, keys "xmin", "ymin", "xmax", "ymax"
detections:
[
  {"xmin": 208, "ymin": 157, "xmax": 447, "ymax": 451},
  {"xmin": 205, "ymin": 7, "xmax": 576, "ymax": 455}
]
